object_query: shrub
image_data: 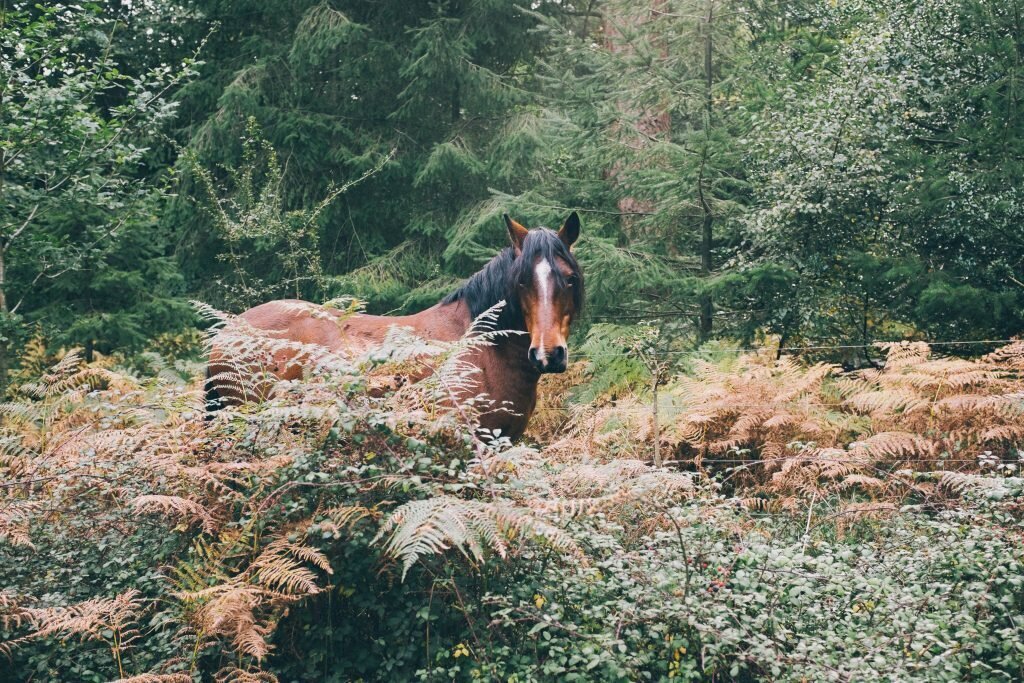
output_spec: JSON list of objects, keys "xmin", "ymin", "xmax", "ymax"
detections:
[{"xmin": 1, "ymin": 321, "xmax": 1022, "ymax": 681}]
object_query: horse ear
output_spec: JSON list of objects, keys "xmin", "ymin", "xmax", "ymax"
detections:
[
  {"xmin": 558, "ymin": 211, "xmax": 580, "ymax": 249},
  {"xmin": 504, "ymin": 214, "xmax": 529, "ymax": 255}
]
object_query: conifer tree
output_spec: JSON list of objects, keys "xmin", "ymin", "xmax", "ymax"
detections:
[
  {"xmin": 507, "ymin": 0, "xmax": 753, "ymax": 344},
  {"xmin": 168, "ymin": 0, "xmax": 569, "ymax": 312}
]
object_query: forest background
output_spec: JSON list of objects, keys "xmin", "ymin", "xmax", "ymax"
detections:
[{"xmin": 4, "ymin": 0, "xmax": 1023, "ymax": 380}]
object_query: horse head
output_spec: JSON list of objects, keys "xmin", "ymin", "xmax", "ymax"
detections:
[{"xmin": 504, "ymin": 212, "xmax": 583, "ymax": 373}]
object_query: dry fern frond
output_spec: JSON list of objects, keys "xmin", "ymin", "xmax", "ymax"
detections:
[
  {"xmin": 527, "ymin": 492, "xmax": 632, "ymax": 517},
  {"xmin": 934, "ymin": 393, "xmax": 1024, "ymax": 418},
  {"xmin": 530, "ymin": 466, "xmax": 694, "ymax": 517},
  {"xmin": 110, "ymin": 674, "xmax": 193, "ymax": 683},
  {"xmin": 0, "ymin": 590, "xmax": 30, "ymax": 634},
  {"xmin": 178, "ymin": 583, "xmax": 271, "ymax": 660},
  {"xmin": 661, "ymin": 354, "xmax": 843, "ymax": 468},
  {"xmin": 250, "ymin": 538, "xmax": 331, "ymax": 596},
  {"xmin": 981, "ymin": 423, "xmax": 1024, "ymax": 443},
  {"xmin": 549, "ymin": 460, "xmax": 653, "ymax": 497},
  {"xmin": 1, "ymin": 590, "xmax": 144, "ymax": 656},
  {"xmin": 214, "ymin": 666, "xmax": 279, "ymax": 683},
  {"xmin": 849, "ymin": 432, "xmax": 935, "ymax": 460},
  {"xmin": 132, "ymin": 495, "xmax": 216, "ymax": 534},
  {"xmin": 316, "ymin": 505, "xmax": 378, "ymax": 538},
  {"xmin": 834, "ymin": 501, "xmax": 899, "ymax": 535},
  {"xmin": 526, "ymin": 360, "xmax": 591, "ymax": 441},
  {"xmin": 876, "ymin": 341, "xmax": 931, "ymax": 368},
  {"xmin": 0, "ymin": 499, "xmax": 40, "ymax": 548},
  {"xmin": 936, "ymin": 471, "xmax": 1008, "ymax": 497},
  {"xmin": 982, "ymin": 339, "xmax": 1024, "ymax": 369},
  {"xmin": 844, "ymin": 388, "xmax": 930, "ymax": 415},
  {"xmin": 171, "ymin": 531, "xmax": 334, "ymax": 663},
  {"xmin": 836, "ymin": 474, "xmax": 887, "ymax": 491}
]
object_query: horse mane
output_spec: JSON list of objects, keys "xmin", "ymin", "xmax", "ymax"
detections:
[{"xmin": 441, "ymin": 228, "xmax": 583, "ymax": 331}]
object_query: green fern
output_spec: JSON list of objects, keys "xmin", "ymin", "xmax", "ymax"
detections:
[{"xmin": 373, "ymin": 495, "xmax": 581, "ymax": 579}]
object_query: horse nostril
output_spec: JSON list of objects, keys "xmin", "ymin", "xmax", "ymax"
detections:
[
  {"xmin": 551, "ymin": 346, "xmax": 567, "ymax": 364},
  {"xmin": 528, "ymin": 347, "xmax": 544, "ymax": 369},
  {"xmin": 546, "ymin": 346, "xmax": 567, "ymax": 372}
]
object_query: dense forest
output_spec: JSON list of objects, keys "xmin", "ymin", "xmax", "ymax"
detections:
[
  {"xmin": 3, "ymin": 0, "xmax": 1024, "ymax": 374},
  {"xmin": 2, "ymin": 1, "xmax": 1024, "ymax": 681}
]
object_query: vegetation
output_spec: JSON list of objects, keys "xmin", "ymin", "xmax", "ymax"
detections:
[
  {"xmin": 2, "ymin": 0, "xmax": 1024, "ymax": 681},
  {"xmin": 4, "ymin": 0, "xmax": 1024, "ymax": 366},
  {"xmin": 1, "ymin": 328, "xmax": 1023, "ymax": 681}
]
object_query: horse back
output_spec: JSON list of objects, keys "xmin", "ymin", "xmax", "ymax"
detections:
[{"xmin": 206, "ymin": 299, "xmax": 470, "ymax": 408}]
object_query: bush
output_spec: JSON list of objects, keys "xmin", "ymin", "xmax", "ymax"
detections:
[{"xmin": 1, "ymin": 320, "xmax": 1022, "ymax": 681}]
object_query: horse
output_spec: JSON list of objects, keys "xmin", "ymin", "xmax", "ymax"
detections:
[{"xmin": 205, "ymin": 212, "xmax": 583, "ymax": 441}]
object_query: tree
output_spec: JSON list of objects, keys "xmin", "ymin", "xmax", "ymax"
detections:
[
  {"xmin": 509, "ymin": 0, "xmax": 752, "ymax": 344},
  {"xmin": 167, "ymin": 0, "xmax": 572, "ymax": 313},
  {"xmin": 0, "ymin": 2, "xmax": 196, "ymax": 376},
  {"xmin": 743, "ymin": 0, "xmax": 1024, "ymax": 353}
]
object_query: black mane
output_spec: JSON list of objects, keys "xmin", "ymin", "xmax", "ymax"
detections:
[{"xmin": 441, "ymin": 228, "xmax": 584, "ymax": 331}]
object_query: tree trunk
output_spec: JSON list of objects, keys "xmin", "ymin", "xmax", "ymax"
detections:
[
  {"xmin": 699, "ymin": 210, "xmax": 713, "ymax": 340},
  {"xmin": 0, "ymin": 243, "xmax": 7, "ymax": 315},
  {"xmin": 697, "ymin": 0, "xmax": 715, "ymax": 341},
  {"xmin": 0, "ymin": 244, "xmax": 8, "ymax": 389},
  {"xmin": 451, "ymin": 81, "xmax": 460, "ymax": 123},
  {"xmin": 0, "ymin": 142, "xmax": 8, "ymax": 390},
  {"xmin": 603, "ymin": 2, "xmax": 670, "ymax": 234},
  {"xmin": 652, "ymin": 376, "xmax": 662, "ymax": 467}
]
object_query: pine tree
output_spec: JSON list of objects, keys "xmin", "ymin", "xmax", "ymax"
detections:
[
  {"xmin": 167, "ymin": 0, "xmax": 568, "ymax": 312},
  {"xmin": 499, "ymin": 0, "xmax": 753, "ymax": 344}
]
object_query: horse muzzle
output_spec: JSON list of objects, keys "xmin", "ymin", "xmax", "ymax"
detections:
[{"xmin": 528, "ymin": 345, "xmax": 568, "ymax": 373}]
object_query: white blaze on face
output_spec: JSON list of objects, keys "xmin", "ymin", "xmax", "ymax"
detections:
[{"xmin": 534, "ymin": 259, "xmax": 553, "ymax": 357}]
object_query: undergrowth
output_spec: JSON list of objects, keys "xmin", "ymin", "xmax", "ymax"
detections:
[{"xmin": 1, "ymin": 316, "xmax": 1022, "ymax": 681}]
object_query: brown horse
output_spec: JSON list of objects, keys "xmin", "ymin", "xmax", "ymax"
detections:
[{"xmin": 206, "ymin": 212, "xmax": 583, "ymax": 440}]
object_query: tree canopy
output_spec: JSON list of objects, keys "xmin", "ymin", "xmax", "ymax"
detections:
[{"xmin": 2, "ymin": 0, "xmax": 1023, "ymax": 375}]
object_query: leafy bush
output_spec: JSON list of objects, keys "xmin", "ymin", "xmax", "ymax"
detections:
[{"xmin": 1, "ymin": 320, "xmax": 1022, "ymax": 681}]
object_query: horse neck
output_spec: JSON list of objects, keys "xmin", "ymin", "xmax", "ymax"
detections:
[
  {"xmin": 442, "ymin": 302, "xmax": 537, "ymax": 384},
  {"xmin": 485, "ymin": 332, "xmax": 535, "ymax": 374},
  {"xmin": 476, "ymin": 334, "xmax": 540, "ymax": 439},
  {"xmin": 416, "ymin": 301, "xmax": 539, "ymax": 439},
  {"xmin": 452, "ymin": 303, "xmax": 540, "ymax": 398}
]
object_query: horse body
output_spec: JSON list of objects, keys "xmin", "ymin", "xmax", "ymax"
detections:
[{"xmin": 207, "ymin": 213, "xmax": 582, "ymax": 441}]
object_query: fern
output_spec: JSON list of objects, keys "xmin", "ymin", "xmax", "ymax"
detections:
[
  {"xmin": 0, "ymin": 590, "xmax": 144, "ymax": 658},
  {"xmin": 132, "ymin": 495, "xmax": 216, "ymax": 534},
  {"xmin": 111, "ymin": 675, "xmax": 194, "ymax": 683},
  {"xmin": 374, "ymin": 496, "xmax": 581, "ymax": 579}
]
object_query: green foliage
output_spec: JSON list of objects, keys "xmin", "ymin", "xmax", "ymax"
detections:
[
  {"xmin": 744, "ymin": 0, "xmax": 1024, "ymax": 346},
  {"xmin": 472, "ymin": 505, "xmax": 1024, "ymax": 682},
  {"xmin": 185, "ymin": 117, "xmax": 391, "ymax": 309},
  {"xmin": 169, "ymin": 0, "xmax": 564, "ymax": 312},
  {"xmin": 572, "ymin": 323, "xmax": 653, "ymax": 403},
  {"xmin": 3, "ymin": 335, "xmax": 1023, "ymax": 681},
  {"xmin": 0, "ymin": 1, "xmax": 197, "ymax": 376},
  {"xmin": 6, "ymin": 1, "xmax": 1024, "ymax": 676},
  {"xmin": 9, "ymin": 0, "xmax": 1024, "ymax": 384}
]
